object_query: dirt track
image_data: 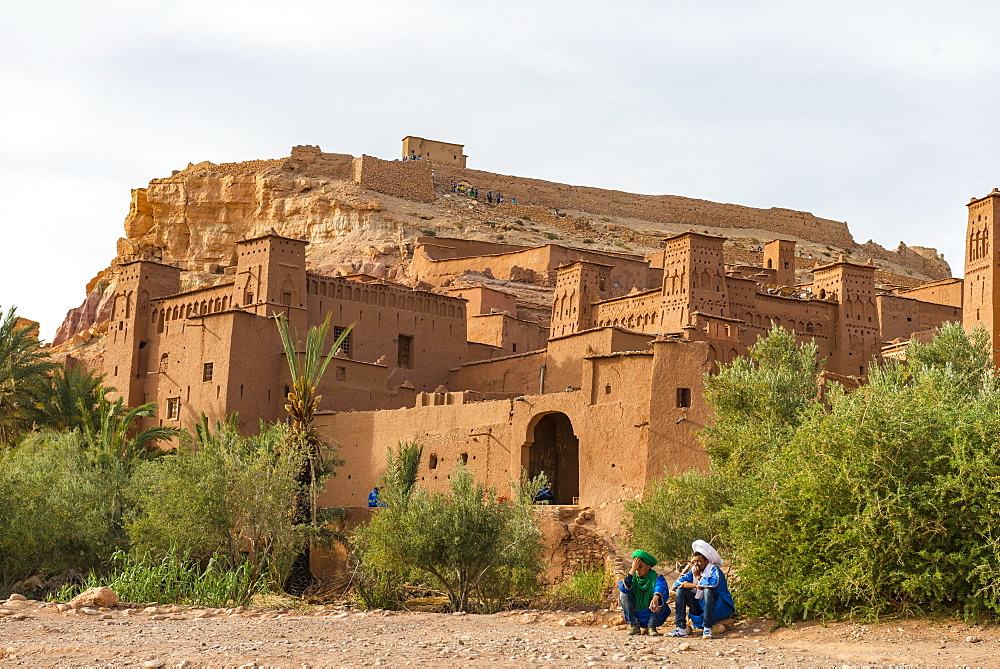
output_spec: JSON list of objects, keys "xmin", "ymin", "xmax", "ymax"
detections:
[{"xmin": 1, "ymin": 596, "xmax": 999, "ymax": 667}]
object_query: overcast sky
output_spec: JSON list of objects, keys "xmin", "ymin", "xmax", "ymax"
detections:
[{"xmin": 1, "ymin": 1, "xmax": 996, "ymax": 340}]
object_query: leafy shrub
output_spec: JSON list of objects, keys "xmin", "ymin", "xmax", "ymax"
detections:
[
  {"xmin": 353, "ymin": 458, "xmax": 545, "ymax": 612},
  {"xmin": 422, "ymin": 229, "xmax": 436, "ymax": 236},
  {"xmin": 127, "ymin": 421, "xmax": 310, "ymax": 588},
  {"xmin": 731, "ymin": 353, "xmax": 1000, "ymax": 622},
  {"xmin": 521, "ymin": 215, "xmax": 532, "ymax": 221},
  {"xmin": 0, "ymin": 431, "xmax": 120, "ymax": 589},
  {"xmin": 626, "ymin": 469, "xmax": 728, "ymax": 564},
  {"xmin": 583, "ymin": 239, "xmax": 595, "ymax": 244},
  {"xmin": 545, "ymin": 232, "xmax": 558, "ymax": 240},
  {"xmin": 543, "ymin": 567, "xmax": 612, "ymax": 610},
  {"xmin": 52, "ymin": 548, "xmax": 268, "ymax": 607},
  {"xmin": 631, "ymin": 323, "xmax": 1000, "ymax": 623},
  {"xmin": 601, "ymin": 217, "xmax": 611, "ymax": 222}
]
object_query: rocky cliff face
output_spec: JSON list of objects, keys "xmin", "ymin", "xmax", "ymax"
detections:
[{"xmin": 53, "ymin": 144, "xmax": 954, "ymax": 348}]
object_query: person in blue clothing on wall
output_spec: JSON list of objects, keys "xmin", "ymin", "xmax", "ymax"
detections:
[
  {"xmin": 669, "ymin": 539, "xmax": 735, "ymax": 639},
  {"xmin": 618, "ymin": 550, "xmax": 669, "ymax": 636}
]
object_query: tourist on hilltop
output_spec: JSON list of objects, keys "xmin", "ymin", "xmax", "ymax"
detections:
[
  {"xmin": 487, "ymin": 190, "xmax": 494, "ymax": 203},
  {"xmin": 618, "ymin": 550, "xmax": 669, "ymax": 636},
  {"xmin": 497, "ymin": 193, "xmax": 504, "ymax": 204},
  {"xmin": 668, "ymin": 540, "xmax": 735, "ymax": 639}
]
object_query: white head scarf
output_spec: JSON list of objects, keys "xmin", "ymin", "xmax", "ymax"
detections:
[{"xmin": 692, "ymin": 539, "xmax": 723, "ymax": 568}]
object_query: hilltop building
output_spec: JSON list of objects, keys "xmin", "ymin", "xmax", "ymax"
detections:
[{"xmin": 401, "ymin": 136, "xmax": 467, "ymax": 167}]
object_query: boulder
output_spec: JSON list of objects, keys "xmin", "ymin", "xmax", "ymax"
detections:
[{"xmin": 70, "ymin": 586, "xmax": 119, "ymax": 608}]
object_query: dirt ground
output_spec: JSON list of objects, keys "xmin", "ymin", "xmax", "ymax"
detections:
[{"xmin": 1, "ymin": 595, "xmax": 999, "ymax": 668}]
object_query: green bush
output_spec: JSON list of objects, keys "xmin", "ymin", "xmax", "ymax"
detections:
[
  {"xmin": 731, "ymin": 354, "xmax": 1000, "ymax": 622},
  {"xmin": 52, "ymin": 548, "xmax": 268, "ymax": 607},
  {"xmin": 545, "ymin": 232, "xmax": 558, "ymax": 240},
  {"xmin": 625, "ymin": 469, "xmax": 728, "ymax": 564},
  {"xmin": 128, "ymin": 421, "xmax": 310, "ymax": 588},
  {"xmin": 630, "ymin": 323, "xmax": 1000, "ymax": 623},
  {"xmin": 422, "ymin": 229, "xmax": 436, "ymax": 236},
  {"xmin": 0, "ymin": 431, "xmax": 121, "ymax": 590},
  {"xmin": 353, "ymin": 459, "xmax": 545, "ymax": 612},
  {"xmin": 543, "ymin": 567, "xmax": 612, "ymax": 610}
]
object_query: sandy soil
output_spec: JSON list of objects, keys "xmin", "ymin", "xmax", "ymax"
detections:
[{"xmin": 1, "ymin": 596, "xmax": 997, "ymax": 668}]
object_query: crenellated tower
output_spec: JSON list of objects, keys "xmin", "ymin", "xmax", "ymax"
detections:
[
  {"xmin": 659, "ymin": 231, "xmax": 729, "ymax": 332},
  {"xmin": 964, "ymin": 189, "xmax": 1000, "ymax": 361},
  {"xmin": 104, "ymin": 261, "xmax": 181, "ymax": 407},
  {"xmin": 763, "ymin": 239, "xmax": 796, "ymax": 287},
  {"xmin": 550, "ymin": 261, "xmax": 612, "ymax": 338},
  {"xmin": 233, "ymin": 231, "xmax": 308, "ymax": 333},
  {"xmin": 813, "ymin": 259, "xmax": 878, "ymax": 376}
]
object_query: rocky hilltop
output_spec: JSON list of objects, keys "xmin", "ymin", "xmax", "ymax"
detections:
[{"xmin": 53, "ymin": 145, "xmax": 952, "ymax": 349}]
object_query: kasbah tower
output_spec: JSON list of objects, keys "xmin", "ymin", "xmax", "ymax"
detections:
[{"xmin": 964, "ymin": 188, "xmax": 1000, "ymax": 360}]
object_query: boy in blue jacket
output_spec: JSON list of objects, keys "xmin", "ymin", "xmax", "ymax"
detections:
[{"xmin": 618, "ymin": 550, "xmax": 669, "ymax": 636}]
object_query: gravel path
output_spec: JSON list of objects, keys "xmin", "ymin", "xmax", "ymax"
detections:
[{"xmin": 1, "ymin": 595, "xmax": 998, "ymax": 667}]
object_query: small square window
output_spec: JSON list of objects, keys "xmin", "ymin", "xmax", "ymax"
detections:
[
  {"xmin": 281, "ymin": 291, "xmax": 292, "ymax": 306},
  {"xmin": 203, "ymin": 362, "xmax": 213, "ymax": 382},
  {"xmin": 166, "ymin": 397, "xmax": 180, "ymax": 420},
  {"xmin": 334, "ymin": 326, "xmax": 353, "ymax": 358},
  {"xmin": 676, "ymin": 388, "xmax": 692, "ymax": 408}
]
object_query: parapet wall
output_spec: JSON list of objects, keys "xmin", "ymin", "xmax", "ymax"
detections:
[
  {"xmin": 858, "ymin": 241, "xmax": 951, "ymax": 281},
  {"xmin": 433, "ymin": 163, "xmax": 855, "ymax": 248},
  {"xmin": 352, "ymin": 155, "xmax": 435, "ymax": 202}
]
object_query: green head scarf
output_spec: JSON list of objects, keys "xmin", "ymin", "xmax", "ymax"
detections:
[
  {"xmin": 632, "ymin": 550, "xmax": 658, "ymax": 567},
  {"xmin": 630, "ymin": 550, "xmax": 659, "ymax": 610}
]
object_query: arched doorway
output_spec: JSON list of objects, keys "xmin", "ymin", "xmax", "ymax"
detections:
[{"xmin": 528, "ymin": 413, "xmax": 580, "ymax": 505}]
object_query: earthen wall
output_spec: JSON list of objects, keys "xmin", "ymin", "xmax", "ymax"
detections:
[
  {"xmin": 431, "ymin": 164, "xmax": 855, "ymax": 248},
  {"xmin": 411, "ymin": 242, "xmax": 661, "ymax": 291},
  {"xmin": 352, "ymin": 155, "xmax": 435, "ymax": 202},
  {"xmin": 466, "ymin": 313, "xmax": 548, "ymax": 355},
  {"xmin": 878, "ymin": 294, "xmax": 963, "ymax": 343},
  {"xmin": 445, "ymin": 285, "xmax": 518, "ymax": 316},
  {"xmin": 894, "ymin": 278, "xmax": 964, "ymax": 308}
]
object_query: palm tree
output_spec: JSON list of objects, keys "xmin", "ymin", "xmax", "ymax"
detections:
[
  {"xmin": 81, "ymin": 395, "xmax": 180, "ymax": 468},
  {"xmin": 80, "ymin": 395, "xmax": 181, "ymax": 540},
  {"xmin": 31, "ymin": 365, "xmax": 106, "ymax": 432},
  {"xmin": 274, "ymin": 313, "xmax": 351, "ymax": 593},
  {"xmin": 0, "ymin": 306, "xmax": 56, "ymax": 446}
]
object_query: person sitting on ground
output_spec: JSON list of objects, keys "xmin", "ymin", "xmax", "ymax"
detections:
[
  {"xmin": 367, "ymin": 486, "xmax": 387, "ymax": 508},
  {"xmin": 618, "ymin": 550, "xmax": 669, "ymax": 636},
  {"xmin": 669, "ymin": 539, "xmax": 735, "ymax": 639},
  {"xmin": 533, "ymin": 483, "xmax": 554, "ymax": 503}
]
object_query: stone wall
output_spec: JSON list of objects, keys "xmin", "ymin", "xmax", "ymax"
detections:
[
  {"xmin": 858, "ymin": 240, "xmax": 952, "ymax": 281},
  {"xmin": 352, "ymin": 155, "xmax": 435, "ymax": 202},
  {"xmin": 432, "ymin": 163, "xmax": 856, "ymax": 248}
]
